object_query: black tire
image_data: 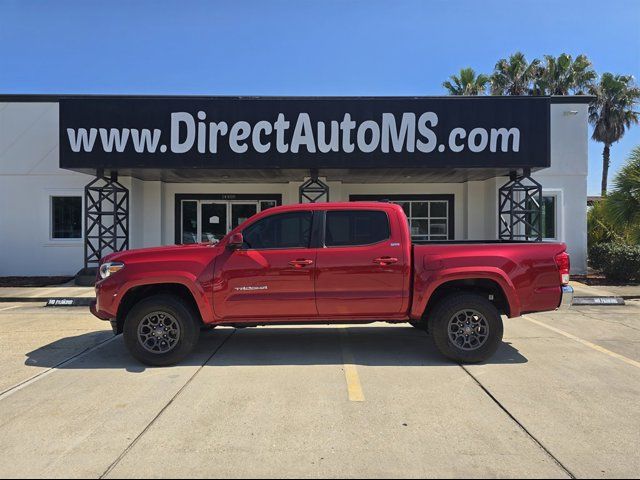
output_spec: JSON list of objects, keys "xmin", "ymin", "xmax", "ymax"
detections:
[
  {"xmin": 430, "ymin": 293, "xmax": 503, "ymax": 363},
  {"xmin": 123, "ymin": 294, "xmax": 200, "ymax": 366}
]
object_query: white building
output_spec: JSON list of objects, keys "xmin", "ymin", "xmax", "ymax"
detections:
[{"xmin": 0, "ymin": 95, "xmax": 590, "ymax": 276}]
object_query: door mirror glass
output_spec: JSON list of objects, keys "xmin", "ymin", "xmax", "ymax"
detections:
[{"xmin": 227, "ymin": 232, "xmax": 244, "ymax": 249}]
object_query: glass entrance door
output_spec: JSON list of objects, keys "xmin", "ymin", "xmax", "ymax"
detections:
[
  {"xmin": 181, "ymin": 200, "xmax": 199, "ymax": 244},
  {"xmin": 201, "ymin": 202, "xmax": 228, "ymax": 243},
  {"xmin": 231, "ymin": 202, "xmax": 258, "ymax": 230},
  {"xmin": 181, "ymin": 199, "xmax": 268, "ymax": 244}
]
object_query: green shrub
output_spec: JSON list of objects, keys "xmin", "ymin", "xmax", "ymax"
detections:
[
  {"xmin": 589, "ymin": 243, "xmax": 608, "ymax": 270},
  {"xmin": 587, "ymin": 146, "xmax": 640, "ymax": 248},
  {"xmin": 588, "ymin": 201, "xmax": 617, "ymax": 248},
  {"xmin": 589, "ymin": 242, "xmax": 640, "ymax": 282}
]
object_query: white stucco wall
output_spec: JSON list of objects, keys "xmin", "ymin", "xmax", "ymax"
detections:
[
  {"xmin": 534, "ymin": 103, "xmax": 589, "ymax": 274},
  {"xmin": 0, "ymin": 103, "xmax": 91, "ymax": 276}
]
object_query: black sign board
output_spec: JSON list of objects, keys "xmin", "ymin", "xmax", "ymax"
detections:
[
  {"xmin": 572, "ymin": 296, "xmax": 626, "ymax": 306},
  {"xmin": 59, "ymin": 96, "xmax": 550, "ymax": 170},
  {"xmin": 45, "ymin": 298, "xmax": 93, "ymax": 307}
]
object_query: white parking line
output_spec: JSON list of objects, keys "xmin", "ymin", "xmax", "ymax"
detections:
[
  {"xmin": 0, "ymin": 335, "xmax": 119, "ymax": 401},
  {"xmin": 0, "ymin": 305, "xmax": 21, "ymax": 312},
  {"xmin": 523, "ymin": 315, "xmax": 640, "ymax": 369}
]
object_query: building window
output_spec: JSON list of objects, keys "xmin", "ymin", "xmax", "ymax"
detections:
[
  {"xmin": 541, "ymin": 196, "xmax": 557, "ymax": 239},
  {"xmin": 51, "ymin": 196, "xmax": 82, "ymax": 239},
  {"xmin": 259, "ymin": 200, "xmax": 277, "ymax": 211},
  {"xmin": 349, "ymin": 195, "xmax": 454, "ymax": 241},
  {"xmin": 394, "ymin": 200, "xmax": 449, "ymax": 241},
  {"xmin": 526, "ymin": 195, "xmax": 557, "ymax": 240}
]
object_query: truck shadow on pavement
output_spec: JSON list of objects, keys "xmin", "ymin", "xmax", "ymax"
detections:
[{"xmin": 24, "ymin": 326, "xmax": 528, "ymax": 372}]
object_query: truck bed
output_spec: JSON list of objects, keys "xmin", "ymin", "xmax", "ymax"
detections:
[
  {"xmin": 411, "ymin": 240, "xmax": 567, "ymax": 318},
  {"xmin": 412, "ymin": 239, "xmax": 550, "ymax": 245}
]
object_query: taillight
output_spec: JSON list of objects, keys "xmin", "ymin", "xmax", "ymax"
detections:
[{"xmin": 555, "ymin": 251, "xmax": 570, "ymax": 285}]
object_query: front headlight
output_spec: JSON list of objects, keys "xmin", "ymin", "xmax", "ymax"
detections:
[{"xmin": 99, "ymin": 261, "xmax": 125, "ymax": 279}]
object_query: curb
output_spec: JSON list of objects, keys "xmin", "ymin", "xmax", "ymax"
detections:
[
  {"xmin": 0, "ymin": 297, "xmax": 95, "ymax": 306},
  {"xmin": 575, "ymin": 295, "xmax": 640, "ymax": 301},
  {"xmin": 573, "ymin": 296, "xmax": 625, "ymax": 306}
]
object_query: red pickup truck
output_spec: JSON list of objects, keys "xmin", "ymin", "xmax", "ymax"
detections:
[{"xmin": 91, "ymin": 202, "xmax": 573, "ymax": 366}]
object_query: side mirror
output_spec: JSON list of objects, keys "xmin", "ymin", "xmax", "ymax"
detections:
[{"xmin": 227, "ymin": 232, "xmax": 244, "ymax": 250}]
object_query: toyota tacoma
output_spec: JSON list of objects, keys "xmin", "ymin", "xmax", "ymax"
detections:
[{"xmin": 91, "ymin": 202, "xmax": 573, "ymax": 365}]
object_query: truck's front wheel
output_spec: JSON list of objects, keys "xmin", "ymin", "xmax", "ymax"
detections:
[
  {"xmin": 430, "ymin": 293, "xmax": 503, "ymax": 363},
  {"xmin": 123, "ymin": 294, "xmax": 200, "ymax": 366}
]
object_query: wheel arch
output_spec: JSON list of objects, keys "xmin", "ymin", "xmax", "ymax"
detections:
[
  {"xmin": 115, "ymin": 283, "xmax": 203, "ymax": 334},
  {"xmin": 421, "ymin": 278, "xmax": 513, "ymax": 326}
]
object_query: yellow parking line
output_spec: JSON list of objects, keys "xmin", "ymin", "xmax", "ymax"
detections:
[
  {"xmin": 339, "ymin": 329, "xmax": 365, "ymax": 402},
  {"xmin": 523, "ymin": 315, "xmax": 640, "ymax": 369}
]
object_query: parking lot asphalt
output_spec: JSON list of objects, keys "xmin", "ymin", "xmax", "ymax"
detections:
[{"xmin": 0, "ymin": 301, "xmax": 638, "ymax": 478}]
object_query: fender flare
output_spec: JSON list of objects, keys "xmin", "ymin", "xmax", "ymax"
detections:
[
  {"xmin": 115, "ymin": 274, "xmax": 215, "ymax": 324},
  {"xmin": 412, "ymin": 267, "xmax": 521, "ymax": 319}
]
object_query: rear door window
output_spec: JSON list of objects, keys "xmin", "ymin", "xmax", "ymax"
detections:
[{"xmin": 325, "ymin": 210, "xmax": 390, "ymax": 247}]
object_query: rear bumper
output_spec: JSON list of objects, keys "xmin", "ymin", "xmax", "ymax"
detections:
[{"xmin": 558, "ymin": 285, "xmax": 574, "ymax": 310}]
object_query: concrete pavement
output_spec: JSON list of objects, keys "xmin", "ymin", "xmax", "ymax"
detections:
[
  {"xmin": 0, "ymin": 301, "xmax": 639, "ymax": 478},
  {"xmin": 0, "ymin": 302, "xmax": 112, "ymax": 392},
  {"xmin": 569, "ymin": 281, "xmax": 640, "ymax": 299}
]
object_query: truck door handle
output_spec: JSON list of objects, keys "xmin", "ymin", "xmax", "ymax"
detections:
[
  {"xmin": 289, "ymin": 259, "xmax": 314, "ymax": 268},
  {"xmin": 374, "ymin": 256, "xmax": 398, "ymax": 265}
]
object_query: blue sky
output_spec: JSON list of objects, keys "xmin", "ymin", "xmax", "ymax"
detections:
[{"xmin": 1, "ymin": 0, "xmax": 638, "ymax": 195}]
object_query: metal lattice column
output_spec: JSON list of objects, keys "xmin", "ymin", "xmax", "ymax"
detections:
[
  {"xmin": 299, "ymin": 169, "xmax": 329, "ymax": 203},
  {"xmin": 84, "ymin": 172, "xmax": 129, "ymax": 268},
  {"xmin": 498, "ymin": 170, "xmax": 543, "ymax": 242}
]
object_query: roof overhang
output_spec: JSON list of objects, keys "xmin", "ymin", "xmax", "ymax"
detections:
[{"xmin": 68, "ymin": 166, "xmax": 540, "ymax": 183}]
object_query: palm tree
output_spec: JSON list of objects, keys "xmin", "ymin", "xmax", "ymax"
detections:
[
  {"xmin": 490, "ymin": 52, "xmax": 541, "ymax": 95},
  {"xmin": 442, "ymin": 68, "xmax": 490, "ymax": 95},
  {"xmin": 589, "ymin": 73, "xmax": 640, "ymax": 195},
  {"xmin": 606, "ymin": 145, "xmax": 640, "ymax": 243},
  {"xmin": 535, "ymin": 53, "xmax": 597, "ymax": 95}
]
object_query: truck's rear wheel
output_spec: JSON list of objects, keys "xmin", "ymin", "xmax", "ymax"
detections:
[
  {"xmin": 430, "ymin": 293, "xmax": 503, "ymax": 363},
  {"xmin": 123, "ymin": 294, "xmax": 200, "ymax": 366}
]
